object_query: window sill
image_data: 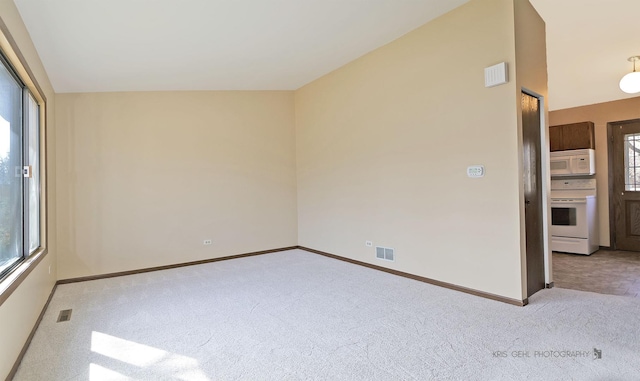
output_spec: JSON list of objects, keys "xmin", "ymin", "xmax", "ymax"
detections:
[{"xmin": 0, "ymin": 248, "xmax": 48, "ymax": 307}]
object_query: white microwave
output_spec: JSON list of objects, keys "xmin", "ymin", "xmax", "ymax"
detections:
[{"xmin": 549, "ymin": 149, "xmax": 595, "ymax": 177}]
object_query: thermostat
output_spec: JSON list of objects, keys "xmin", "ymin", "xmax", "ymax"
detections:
[{"xmin": 467, "ymin": 165, "xmax": 485, "ymax": 178}]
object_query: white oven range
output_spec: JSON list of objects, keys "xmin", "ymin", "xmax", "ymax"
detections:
[{"xmin": 550, "ymin": 178, "xmax": 599, "ymax": 255}]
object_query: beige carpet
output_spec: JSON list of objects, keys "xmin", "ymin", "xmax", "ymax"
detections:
[{"xmin": 13, "ymin": 249, "xmax": 640, "ymax": 380}]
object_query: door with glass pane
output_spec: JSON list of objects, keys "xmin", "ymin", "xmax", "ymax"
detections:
[{"xmin": 611, "ymin": 119, "xmax": 640, "ymax": 251}]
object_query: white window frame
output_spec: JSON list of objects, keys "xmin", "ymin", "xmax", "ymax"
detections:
[{"xmin": 0, "ymin": 19, "xmax": 48, "ymax": 306}]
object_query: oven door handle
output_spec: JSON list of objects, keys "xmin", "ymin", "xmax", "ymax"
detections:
[{"xmin": 551, "ymin": 199, "xmax": 587, "ymax": 204}]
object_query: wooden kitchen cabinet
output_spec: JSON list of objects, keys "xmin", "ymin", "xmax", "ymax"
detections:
[{"xmin": 549, "ymin": 121, "xmax": 595, "ymax": 151}]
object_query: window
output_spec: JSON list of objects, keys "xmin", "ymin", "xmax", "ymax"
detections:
[
  {"xmin": 624, "ymin": 133, "xmax": 640, "ymax": 191},
  {"xmin": 0, "ymin": 51, "xmax": 42, "ymax": 279}
]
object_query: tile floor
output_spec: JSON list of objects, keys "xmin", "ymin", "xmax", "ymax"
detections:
[{"xmin": 552, "ymin": 249, "xmax": 640, "ymax": 298}]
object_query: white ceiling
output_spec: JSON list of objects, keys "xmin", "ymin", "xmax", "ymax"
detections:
[
  {"xmin": 12, "ymin": 0, "xmax": 640, "ymax": 110},
  {"xmin": 530, "ymin": 0, "xmax": 640, "ymax": 110},
  {"xmin": 12, "ymin": 0, "xmax": 468, "ymax": 93}
]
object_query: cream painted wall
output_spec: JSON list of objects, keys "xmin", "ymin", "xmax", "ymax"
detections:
[
  {"xmin": 56, "ymin": 91, "xmax": 297, "ymax": 279},
  {"xmin": 0, "ymin": 0, "xmax": 56, "ymax": 378},
  {"xmin": 549, "ymin": 96, "xmax": 640, "ymax": 247},
  {"xmin": 295, "ymin": 0, "xmax": 546, "ymax": 301},
  {"xmin": 0, "ymin": 255, "xmax": 56, "ymax": 378},
  {"xmin": 1, "ymin": 0, "xmax": 548, "ymax": 375}
]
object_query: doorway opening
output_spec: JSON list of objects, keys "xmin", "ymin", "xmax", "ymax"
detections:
[
  {"xmin": 551, "ymin": 118, "xmax": 640, "ymax": 299},
  {"xmin": 521, "ymin": 90, "xmax": 547, "ymax": 297}
]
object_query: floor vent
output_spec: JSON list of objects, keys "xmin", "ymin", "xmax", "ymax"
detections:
[
  {"xmin": 57, "ymin": 309, "xmax": 72, "ymax": 322},
  {"xmin": 376, "ymin": 247, "xmax": 395, "ymax": 262}
]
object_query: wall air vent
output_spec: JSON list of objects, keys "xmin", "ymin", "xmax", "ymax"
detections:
[
  {"xmin": 376, "ymin": 246, "xmax": 395, "ymax": 262},
  {"xmin": 484, "ymin": 62, "xmax": 508, "ymax": 88}
]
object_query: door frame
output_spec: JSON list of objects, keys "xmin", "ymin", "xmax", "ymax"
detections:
[
  {"xmin": 606, "ymin": 118, "xmax": 640, "ymax": 250},
  {"xmin": 521, "ymin": 88, "xmax": 552, "ymax": 291}
]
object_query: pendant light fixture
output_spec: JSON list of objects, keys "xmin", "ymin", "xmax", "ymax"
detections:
[{"xmin": 620, "ymin": 56, "xmax": 640, "ymax": 94}]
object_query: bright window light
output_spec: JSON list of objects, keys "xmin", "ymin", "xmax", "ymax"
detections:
[
  {"xmin": 89, "ymin": 363, "xmax": 128, "ymax": 381},
  {"xmin": 90, "ymin": 331, "xmax": 211, "ymax": 381}
]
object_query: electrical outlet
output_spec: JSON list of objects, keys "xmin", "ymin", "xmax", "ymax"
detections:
[
  {"xmin": 203, "ymin": 239, "xmax": 212, "ymax": 245},
  {"xmin": 365, "ymin": 241, "xmax": 373, "ymax": 247}
]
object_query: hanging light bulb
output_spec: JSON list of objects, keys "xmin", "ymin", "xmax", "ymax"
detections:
[{"xmin": 620, "ymin": 56, "xmax": 640, "ymax": 94}]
